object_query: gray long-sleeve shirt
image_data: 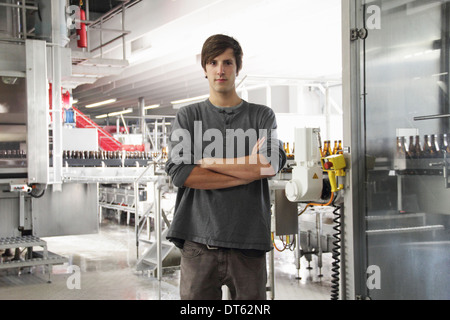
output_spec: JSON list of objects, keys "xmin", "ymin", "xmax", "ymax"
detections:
[{"xmin": 165, "ymin": 99, "xmax": 286, "ymax": 251}]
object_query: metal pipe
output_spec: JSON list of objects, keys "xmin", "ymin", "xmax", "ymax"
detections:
[
  {"xmin": 155, "ymin": 180, "xmax": 162, "ymax": 282},
  {"xmin": 100, "ymin": 17, "xmax": 103, "ymax": 57},
  {"xmin": 444, "ymin": 151, "xmax": 449, "ymax": 189},
  {"xmin": 134, "ymin": 164, "xmax": 155, "ymax": 259},
  {"xmin": 85, "ymin": 27, "xmax": 131, "ymax": 34},
  {"xmin": 14, "ymin": 1, "xmax": 20, "ymax": 39},
  {"xmin": 414, "ymin": 113, "xmax": 450, "ymax": 121},
  {"xmin": 134, "ymin": 178, "xmax": 139, "ymax": 259},
  {"xmin": 122, "ymin": 2, "xmax": 126, "ymax": 60},
  {"xmin": 86, "ymin": 0, "xmax": 90, "ymax": 52},
  {"xmin": 0, "ymin": 2, "xmax": 37, "ymax": 10},
  {"xmin": 366, "ymin": 225, "xmax": 445, "ymax": 235},
  {"xmin": 120, "ymin": 114, "xmax": 129, "ymax": 135},
  {"xmin": 90, "ymin": 34, "xmax": 126, "ymax": 53},
  {"xmin": 153, "ymin": 120, "xmax": 158, "ymax": 152},
  {"xmin": 20, "ymin": 0, "xmax": 26, "ymax": 40},
  {"xmin": 139, "ymin": 97, "xmax": 146, "ymax": 146}
]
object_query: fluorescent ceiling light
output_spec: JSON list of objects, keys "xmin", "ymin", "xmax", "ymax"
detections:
[
  {"xmin": 144, "ymin": 104, "xmax": 161, "ymax": 110},
  {"xmin": 171, "ymin": 94, "xmax": 209, "ymax": 105},
  {"xmin": 95, "ymin": 108, "xmax": 133, "ymax": 119},
  {"xmin": 86, "ymin": 99, "xmax": 117, "ymax": 108},
  {"xmin": 109, "ymin": 109, "xmax": 133, "ymax": 117}
]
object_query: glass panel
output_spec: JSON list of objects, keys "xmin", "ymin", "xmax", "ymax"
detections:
[{"xmin": 363, "ymin": 0, "xmax": 450, "ymax": 299}]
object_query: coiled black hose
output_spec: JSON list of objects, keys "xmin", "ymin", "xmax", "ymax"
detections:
[{"xmin": 331, "ymin": 202, "xmax": 341, "ymax": 300}]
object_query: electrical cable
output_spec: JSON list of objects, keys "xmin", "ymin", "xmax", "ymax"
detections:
[
  {"xmin": 272, "ymin": 233, "xmax": 297, "ymax": 252},
  {"xmin": 287, "ymin": 235, "xmax": 295, "ymax": 251},
  {"xmin": 271, "ymin": 232, "xmax": 287, "ymax": 252},
  {"xmin": 330, "ymin": 197, "xmax": 341, "ymax": 300},
  {"xmin": 298, "ymin": 192, "xmax": 335, "ymax": 216}
]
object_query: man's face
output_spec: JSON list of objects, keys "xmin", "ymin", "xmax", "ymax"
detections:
[{"xmin": 204, "ymin": 48, "xmax": 239, "ymax": 95}]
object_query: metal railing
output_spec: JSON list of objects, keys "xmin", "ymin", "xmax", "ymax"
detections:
[{"xmin": 78, "ymin": 0, "xmax": 142, "ymax": 59}]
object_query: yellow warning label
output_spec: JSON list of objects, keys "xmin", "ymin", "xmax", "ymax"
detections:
[{"xmin": 313, "ymin": 173, "xmax": 319, "ymax": 180}]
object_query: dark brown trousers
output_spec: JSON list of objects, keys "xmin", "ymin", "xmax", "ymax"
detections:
[{"xmin": 180, "ymin": 241, "xmax": 267, "ymax": 300}]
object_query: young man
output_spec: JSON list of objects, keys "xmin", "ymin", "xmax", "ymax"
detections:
[{"xmin": 165, "ymin": 34, "xmax": 286, "ymax": 300}]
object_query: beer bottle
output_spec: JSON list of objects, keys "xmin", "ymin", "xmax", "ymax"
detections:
[
  {"xmin": 435, "ymin": 134, "xmax": 444, "ymax": 157},
  {"xmin": 337, "ymin": 140, "xmax": 343, "ymax": 155},
  {"xmin": 423, "ymin": 135, "xmax": 431, "ymax": 157},
  {"xmin": 322, "ymin": 141, "xmax": 328, "ymax": 157},
  {"xmin": 332, "ymin": 141, "xmax": 338, "ymax": 155},
  {"xmin": 407, "ymin": 136, "xmax": 415, "ymax": 159},
  {"xmin": 286, "ymin": 142, "xmax": 290, "ymax": 155},
  {"xmin": 414, "ymin": 135, "xmax": 422, "ymax": 159},
  {"xmin": 444, "ymin": 133, "xmax": 450, "ymax": 153},
  {"xmin": 326, "ymin": 140, "xmax": 332, "ymax": 157},
  {"xmin": 430, "ymin": 134, "xmax": 437, "ymax": 157}
]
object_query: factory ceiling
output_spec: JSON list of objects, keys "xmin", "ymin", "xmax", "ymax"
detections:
[{"xmin": 70, "ymin": 0, "xmax": 342, "ymax": 123}]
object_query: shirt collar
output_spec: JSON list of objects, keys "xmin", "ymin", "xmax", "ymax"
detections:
[{"xmin": 206, "ymin": 99, "xmax": 247, "ymax": 114}]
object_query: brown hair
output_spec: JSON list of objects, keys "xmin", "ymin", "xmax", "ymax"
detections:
[{"xmin": 201, "ymin": 34, "xmax": 243, "ymax": 74}]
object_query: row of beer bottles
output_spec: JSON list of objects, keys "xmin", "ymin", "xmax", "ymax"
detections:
[
  {"xmin": 321, "ymin": 140, "xmax": 343, "ymax": 157},
  {"xmin": 397, "ymin": 134, "xmax": 450, "ymax": 158},
  {"xmin": 0, "ymin": 149, "xmax": 26, "ymax": 159},
  {"xmin": 61, "ymin": 150, "xmax": 155, "ymax": 160}
]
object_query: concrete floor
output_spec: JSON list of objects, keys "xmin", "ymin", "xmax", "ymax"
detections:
[{"xmin": 0, "ymin": 217, "xmax": 334, "ymax": 300}]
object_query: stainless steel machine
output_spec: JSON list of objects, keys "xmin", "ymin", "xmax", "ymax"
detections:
[{"xmin": 342, "ymin": 0, "xmax": 450, "ymax": 299}]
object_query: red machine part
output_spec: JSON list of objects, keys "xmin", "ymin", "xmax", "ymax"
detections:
[
  {"xmin": 49, "ymin": 83, "xmax": 72, "ymax": 122},
  {"xmin": 77, "ymin": 8, "xmax": 87, "ymax": 48}
]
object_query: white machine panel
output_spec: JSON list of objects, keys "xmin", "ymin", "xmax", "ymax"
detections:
[{"xmin": 285, "ymin": 128, "xmax": 323, "ymax": 202}]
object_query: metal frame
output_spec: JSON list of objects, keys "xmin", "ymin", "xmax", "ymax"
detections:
[
  {"xmin": 80, "ymin": 0, "xmax": 139, "ymax": 59},
  {"xmin": 26, "ymin": 39, "xmax": 49, "ymax": 185},
  {"xmin": 0, "ymin": 1, "xmax": 38, "ymax": 40},
  {"xmin": 341, "ymin": 0, "xmax": 369, "ymax": 300},
  {"xmin": 0, "ymin": 235, "xmax": 67, "ymax": 282}
]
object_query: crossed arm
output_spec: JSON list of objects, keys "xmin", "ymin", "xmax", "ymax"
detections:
[{"xmin": 184, "ymin": 137, "xmax": 277, "ymax": 190}]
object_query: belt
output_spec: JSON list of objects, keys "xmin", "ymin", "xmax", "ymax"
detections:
[
  {"xmin": 204, "ymin": 243, "xmax": 265, "ymax": 257},
  {"xmin": 206, "ymin": 244, "xmax": 234, "ymax": 251},
  {"xmin": 206, "ymin": 244, "xmax": 222, "ymax": 250}
]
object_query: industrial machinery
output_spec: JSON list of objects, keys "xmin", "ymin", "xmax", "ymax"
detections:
[
  {"xmin": 0, "ymin": 0, "xmax": 175, "ymax": 281},
  {"xmin": 269, "ymin": 127, "xmax": 346, "ymax": 300}
]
